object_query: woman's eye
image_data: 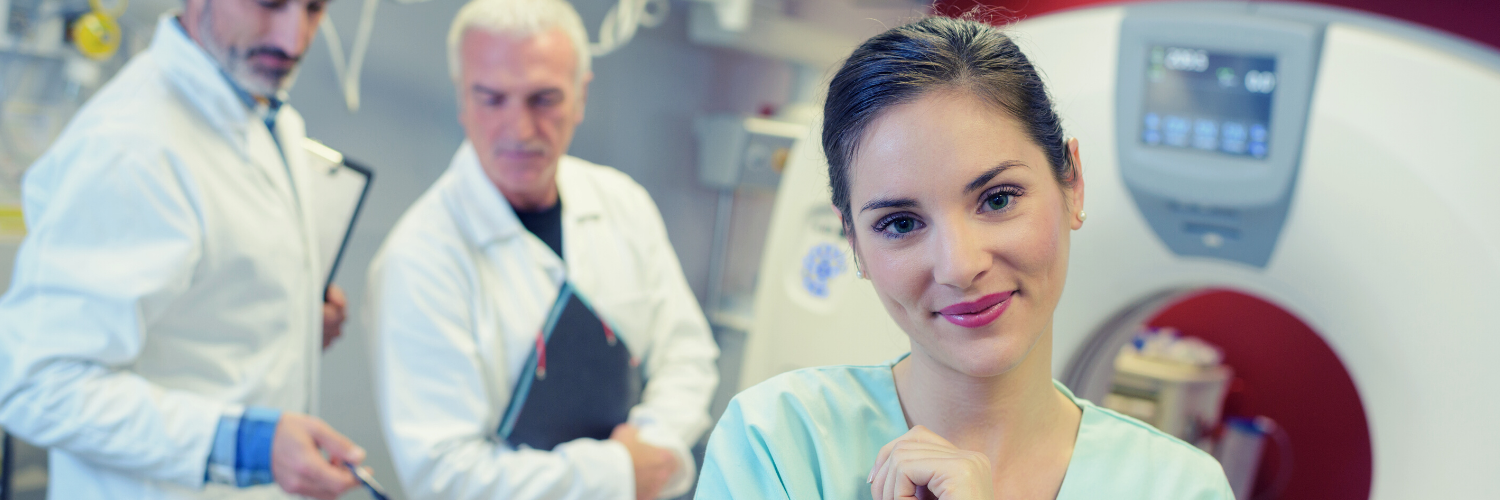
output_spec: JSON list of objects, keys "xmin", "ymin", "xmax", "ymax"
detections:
[
  {"xmin": 979, "ymin": 186, "xmax": 1023, "ymax": 213},
  {"xmin": 873, "ymin": 214, "xmax": 923, "ymax": 237},
  {"xmin": 985, "ymin": 193, "xmax": 1011, "ymax": 211}
]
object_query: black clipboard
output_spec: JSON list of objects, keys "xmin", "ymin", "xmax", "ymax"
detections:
[
  {"xmin": 497, "ymin": 283, "xmax": 643, "ymax": 450},
  {"xmin": 303, "ymin": 139, "xmax": 373, "ymax": 293}
]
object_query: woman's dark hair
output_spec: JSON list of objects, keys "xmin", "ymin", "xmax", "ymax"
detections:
[{"xmin": 823, "ymin": 15, "xmax": 1075, "ymax": 231}]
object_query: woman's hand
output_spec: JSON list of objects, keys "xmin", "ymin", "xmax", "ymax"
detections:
[{"xmin": 869, "ymin": 426, "xmax": 995, "ymax": 500}]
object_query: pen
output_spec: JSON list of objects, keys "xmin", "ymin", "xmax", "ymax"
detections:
[{"xmin": 346, "ymin": 462, "xmax": 390, "ymax": 500}]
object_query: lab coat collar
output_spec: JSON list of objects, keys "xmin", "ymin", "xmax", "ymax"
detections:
[
  {"xmin": 150, "ymin": 14, "xmax": 260, "ymax": 159},
  {"xmin": 555, "ymin": 152, "xmax": 606, "ymax": 225},
  {"xmin": 451, "ymin": 141, "xmax": 606, "ymax": 248}
]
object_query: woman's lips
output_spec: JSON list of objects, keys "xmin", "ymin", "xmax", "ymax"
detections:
[{"xmin": 937, "ymin": 291, "xmax": 1014, "ymax": 328}]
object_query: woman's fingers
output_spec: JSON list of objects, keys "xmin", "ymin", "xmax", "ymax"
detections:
[
  {"xmin": 873, "ymin": 440, "xmax": 903, "ymax": 500},
  {"xmin": 902, "ymin": 454, "xmax": 991, "ymax": 499},
  {"xmin": 872, "ymin": 425, "xmax": 957, "ymax": 483},
  {"xmin": 887, "ymin": 450, "xmax": 939, "ymax": 500},
  {"xmin": 874, "ymin": 441, "xmax": 953, "ymax": 499},
  {"xmin": 872, "ymin": 440, "xmax": 893, "ymax": 483},
  {"xmin": 897, "ymin": 455, "xmax": 990, "ymax": 500},
  {"xmin": 869, "ymin": 435, "xmax": 994, "ymax": 500},
  {"xmin": 870, "ymin": 426, "xmax": 966, "ymax": 500}
]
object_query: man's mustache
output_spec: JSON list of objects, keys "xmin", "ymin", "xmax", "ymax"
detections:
[
  {"xmin": 491, "ymin": 141, "xmax": 547, "ymax": 156},
  {"xmin": 245, "ymin": 46, "xmax": 300, "ymax": 64}
]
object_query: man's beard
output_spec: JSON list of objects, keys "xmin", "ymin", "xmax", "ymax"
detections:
[
  {"xmin": 221, "ymin": 45, "xmax": 302, "ymax": 97},
  {"xmin": 196, "ymin": 2, "xmax": 301, "ymax": 97}
]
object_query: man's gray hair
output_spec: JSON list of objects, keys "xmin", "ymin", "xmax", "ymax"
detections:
[{"xmin": 447, "ymin": 0, "xmax": 592, "ymax": 84}]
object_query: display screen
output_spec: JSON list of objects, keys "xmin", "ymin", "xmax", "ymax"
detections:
[{"xmin": 1141, "ymin": 46, "xmax": 1277, "ymax": 159}]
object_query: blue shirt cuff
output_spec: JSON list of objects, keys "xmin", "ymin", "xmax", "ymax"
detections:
[{"xmin": 206, "ymin": 406, "xmax": 282, "ymax": 487}]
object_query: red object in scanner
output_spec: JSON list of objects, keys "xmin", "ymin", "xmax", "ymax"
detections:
[{"xmin": 1147, "ymin": 290, "xmax": 1372, "ymax": 500}]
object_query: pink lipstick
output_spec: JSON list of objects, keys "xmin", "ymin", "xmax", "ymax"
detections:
[{"xmin": 937, "ymin": 291, "xmax": 1013, "ymax": 328}]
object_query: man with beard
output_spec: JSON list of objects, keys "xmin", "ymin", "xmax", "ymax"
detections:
[
  {"xmin": 0, "ymin": 0, "xmax": 366, "ymax": 499},
  {"xmin": 366, "ymin": 0, "xmax": 719, "ymax": 499}
]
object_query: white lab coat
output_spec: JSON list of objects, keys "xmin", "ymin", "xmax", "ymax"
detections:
[
  {"xmin": 368, "ymin": 143, "xmax": 720, "ymax": 500},
  {"xmin": 0, "ymin": 16, "xmax": 321, "ymax": 500}
]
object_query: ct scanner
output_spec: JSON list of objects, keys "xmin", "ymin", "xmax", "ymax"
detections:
[{"xmin": 737, "ymin": 2, "xmax": 1500, "ymax": 499}]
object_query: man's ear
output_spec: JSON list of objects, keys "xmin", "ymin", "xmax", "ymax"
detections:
[
  {"xmin": 179, "ymin": 0, "xmax": 209, "ymax": 45},
  {"xmin": 575, "ymin": 71, "xmax": 593, "ymax": 122}
]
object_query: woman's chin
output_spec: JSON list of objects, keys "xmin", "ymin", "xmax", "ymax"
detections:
[
  {"xmin": 952, "ymin": 353, "xmax": 1026, "ymax": 378},
  {"xmin": 921, "ymin": 333, "xmax": 1032, "ymax": 379}
]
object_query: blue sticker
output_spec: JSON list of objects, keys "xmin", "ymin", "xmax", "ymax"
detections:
[{"xmin": 801, "ymin": 243, "xmax": 848, "ymax": 298}]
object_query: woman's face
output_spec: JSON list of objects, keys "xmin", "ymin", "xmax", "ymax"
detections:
[{"xmin": 847, "ymin": 89, "xmax": 1084, "ymax": 378}]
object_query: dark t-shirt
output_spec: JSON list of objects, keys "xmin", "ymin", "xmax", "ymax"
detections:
[{"xmin": 514, "ymin": 201, "xmax": 564, "ymax": 258}]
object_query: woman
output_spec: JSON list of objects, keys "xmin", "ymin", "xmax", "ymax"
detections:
[{"xmin": 695, "ymin": 16, "xmax": 1233, "ymax": 500}]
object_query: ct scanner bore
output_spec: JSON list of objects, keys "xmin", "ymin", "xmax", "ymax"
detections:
[
  {"xmin": 1067, "ymin": 288, "xmax": 1371, "ymax": 500},
  {"xmin": 738, "ymin": 2, "xmax": 1500, "ymax": 499}
]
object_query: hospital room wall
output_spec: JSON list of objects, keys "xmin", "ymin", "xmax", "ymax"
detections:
[{"xmin": 287, "ymin": 1, "xmax": 792, "ymax": 498}]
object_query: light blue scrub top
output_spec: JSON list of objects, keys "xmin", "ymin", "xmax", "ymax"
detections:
[{"xmin": 697, "ymin": 357, "xmax": 1234, "ymax": 499}]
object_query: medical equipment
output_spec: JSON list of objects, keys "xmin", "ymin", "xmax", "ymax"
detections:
[
  {"xmin": 591, "ymin": 0, "xmax": 670, "ymax": 56},
  {"xmin": 318, "ymin": 0, "xmax": 388, "ymax": 112},
  {"xmin": 738, "ymin": 2, "xmax": 1500, "ymax": 499},
  {"xmin": 1104, "ymin": 329, "xmax": 1232, "ymax": 449},
  {"xmin": 1215, "ymin": 416, "xmax": 1292, "ymax": 500},
  {"xmin": 320, "ymin": 0, "xmax": 752, "ymax": 112},
  {"xmin": 71, "ymin": 0, "xmax": 128, "ymax": 61},
  {"xmin": 2, "ymin": 0, "xmax": 134, "ymax": 207},
  {"xmin": 695, "ymin": 115, "xmax": 807, "ymax": 330}
]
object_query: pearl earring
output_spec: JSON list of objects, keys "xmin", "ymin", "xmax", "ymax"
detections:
[
  {"xmin": 855, "ymin": 268, "xmax": 863, "ymax": 279},
  {"xmin": 1078, "ymin": 211, "xmax": 1088, "ymax": 222}
]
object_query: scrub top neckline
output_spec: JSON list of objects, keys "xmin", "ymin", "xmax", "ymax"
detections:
[{"xmin": 878, "ymin": 352, "xmax": 1090, "ymax": 495}]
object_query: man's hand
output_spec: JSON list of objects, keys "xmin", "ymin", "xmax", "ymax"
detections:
[
  {"xmin": 322, "ymin": 285, "xmax": 347, "ymax": 349},
  {"xmin": 869, "ymin": 425, "xmax": 994, "ymax": 500},
  {"xmin": 610, "ymin": 423, "xmax": 679, "ymax": 500},
  {"xmin": 271, "ymin": 412, "xmax": 364, "ymax": 500}
]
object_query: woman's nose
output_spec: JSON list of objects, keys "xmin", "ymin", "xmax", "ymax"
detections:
[{"xmin": 931, "ymin": 218, "xmax": 990, "ymax": 290}]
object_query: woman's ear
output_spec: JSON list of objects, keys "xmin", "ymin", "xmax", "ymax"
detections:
[{"xmin": 1067, "ymin": 138, "xmax": 1086, "ymax": 230}]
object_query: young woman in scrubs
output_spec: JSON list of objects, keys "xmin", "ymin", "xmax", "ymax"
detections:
[{"xmin": 696, "ymin": 16, "xmax": 1234, "ymax": 500}]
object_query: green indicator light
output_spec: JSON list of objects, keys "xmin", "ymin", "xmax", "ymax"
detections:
[{"xmin": 1216, "ymin": 67, "xmax": 1236, "ymax": 87}]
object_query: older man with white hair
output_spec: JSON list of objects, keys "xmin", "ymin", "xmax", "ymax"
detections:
[{"xmin": 367, "ymin": 0, "xmax": 719, "ymax": 499}]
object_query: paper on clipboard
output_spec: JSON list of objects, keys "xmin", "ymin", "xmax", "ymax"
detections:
[{"xmin": 303, "ymin": 139, "xmax": 373, "ymax": 292}]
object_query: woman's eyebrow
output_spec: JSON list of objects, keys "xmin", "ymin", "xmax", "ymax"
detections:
[
  {"xmin": 860, "ymin": 198, "xmax": 917, "ymax": 214},
  {"xmin": 964, "ymin": 160, "xmax": 1029, "ymax": 194}
]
